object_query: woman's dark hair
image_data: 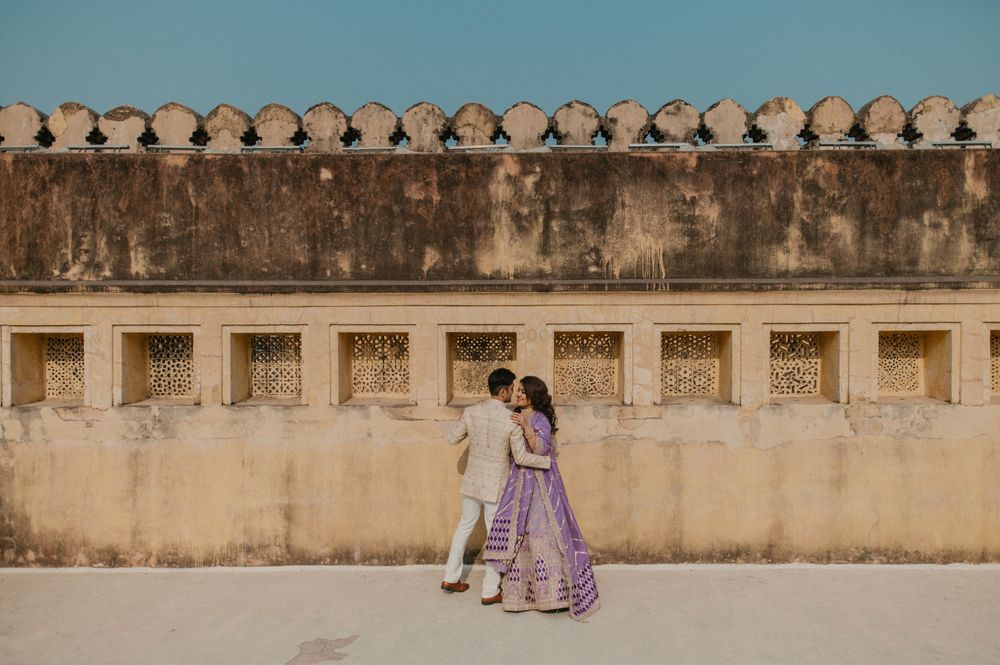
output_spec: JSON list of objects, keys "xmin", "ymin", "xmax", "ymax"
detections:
[{"xmin": 518, "ymin": 375, "xmax": 558, "ymax": 433}]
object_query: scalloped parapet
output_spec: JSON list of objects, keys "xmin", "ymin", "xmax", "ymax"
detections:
[
  {"xmin": 604, "ymin": 100, "xmax": 649, "ymax": 151},
  {"xmin": 962, "ymin": 94, "xmax": 1000, "ymax": 145},
  {"xmin": 150, "ymin": 103, "xmax": 203, "ymax": 147},
  {"xmin": 806, "ymin": 96, "xmax": 855, "ymax": 143},
  {"xmin": 205, "ymin": 104, "xmax": 252, "ymax": 151},
  {"xmin": 350, "ymin": 102, "xmax": 398, "ymax": 148},
  {"xmin": 98, "ymin": 106, "xmax": 149, "ymax": 153},
  {"xmin": 752, "ymin": 97, "xmax": 806, "ymax": 150},
  {"xmin": 401, "ymin": 102, "xmax": 447, "ymax": 153},
  {"xmin": 254, "ymin": 104, "xmax": 300, "ymax": 147},
  {"xmin": 652, "ymin": 100, "xmax": 700, "ymax": 144},
  {"xmin": 702, "ymin": 99, "xmax": 749, "ymax": 144},
  {"xmin": 2, "ymin": 96, "xmax": 997, "ymax": 154},
  {"xmin": 857, "ymin": 96, "xmax": 906, "ymax": 148},
  {"xmin": 909, "ymin": 95, "xmax": 961, "ymax": 145},
  {"xmin": 501, "ymin": 102, "xmax": 548, "ymax": 149},
  {"xmin": 0, "ymin": 102, "xmax": 47, "ymax": 146},
  {"xmin": 552, "ymin": 100, "xmax": 600, "ymax": 145},
  {"xmin": 451, "ymin": 102, "xmax": 497, "ymax": 146},
  {"xmin": 48, "ymin": 102, "xmax": 99, "ymax": 149},
  {"xmin": 302, "ymin": 102, "xmax": 348, "ymax": 152}
]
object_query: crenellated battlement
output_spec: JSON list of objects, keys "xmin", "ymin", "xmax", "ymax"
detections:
[{"xmin": 0, "ymin": 94, "xmax": 997, "ymax": 154}]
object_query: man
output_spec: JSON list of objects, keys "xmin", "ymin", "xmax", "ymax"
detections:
[{"xmin": 441, "ymin": 367, "xmax": 551, "ymax": 605}]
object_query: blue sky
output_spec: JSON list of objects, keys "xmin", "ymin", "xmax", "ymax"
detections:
[{"xmin": 1, "ymin": 0, "xmax": 998, "ymax": 116}]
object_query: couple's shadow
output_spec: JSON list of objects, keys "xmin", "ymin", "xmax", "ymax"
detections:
[{"xmin": 457, "ymin": 445, "xmax": 488, "ymax": 566}]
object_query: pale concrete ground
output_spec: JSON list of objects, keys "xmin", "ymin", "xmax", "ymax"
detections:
[{"xmin": 1, "ymin": 564, "xmax": 999, "ymax": 665}]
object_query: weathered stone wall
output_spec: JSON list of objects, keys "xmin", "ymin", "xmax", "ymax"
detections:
[
  {"xmin": 2, "ymin": 127, "xmax": 1000, "ymax": 567},
  {"xmin": 1, "ymin": 291, "xmax": 999, "ymax": 566},
  {"xmin": 1, "ymin": 151, "xmax": 1000, "ymax": 289}
]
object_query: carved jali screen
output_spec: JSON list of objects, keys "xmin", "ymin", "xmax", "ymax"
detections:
[
  {"xmin": 351, "ymin": 333, "xmax": 410, "ymax": 396},
  {"xmin": 661, "ymin": 333, "xmax": 719, "ymax": 397},
  {"xmin": 878, "ymin": 332, "xmax": 923, "ymax": 395},
  {"xmin": 45, "ymin": 335, "xmax": 84, "ymax": 399},
  {"xmin": 250, "ymin": 334, "xmax": 302, "ymax": 398},
  {"xmin": 554, "ymin": 332, "xmax": 619, "ymax": 398},
  {"xmin": 769, "ymin": 333, "xmax": 820, "ymax": 396},
  {"xmin": 148, "ymin": 334, "xmax": 194, "ymax": 398},
  {"xmin": 451, "ymin": 333, "xmax": 515, "ymax": 397},
  {"xmin": 991, "ymin": 332, "xmax": 1000, "ymax": 394}
]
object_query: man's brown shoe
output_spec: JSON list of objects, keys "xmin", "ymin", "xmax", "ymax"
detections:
[
  {"xmin": 481, "ymin": 593, "xmax": 502, "ymax": 605},
  {"xmin": 441, "ymin": 580, "xmax": 470, "ymax": 593}
]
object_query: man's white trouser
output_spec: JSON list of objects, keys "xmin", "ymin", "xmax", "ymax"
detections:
[{"xmin": 443, "ymin": 494, "xmax": 500, "ymax": 598}]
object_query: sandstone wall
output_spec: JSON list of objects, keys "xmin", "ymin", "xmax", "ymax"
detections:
[
  {"xmin": 2, "ymin": 137, "xmax": 999, "ymax": 567},
  {"xmin": 1, "ymin": 291, "xmax": 999, "ymax": 566}
]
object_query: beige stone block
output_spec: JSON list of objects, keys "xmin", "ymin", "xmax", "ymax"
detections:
[
  {"xmin": 0, "ymin": 102, "xmax": 47, "ymax": 146},
  {"xmin": 302, "ymin": 102, "xmax": 348, "ymax": 152},
  {"xmin": 603, "ymin": 100, "xmax": 649, "ymax": 151},
  {"xmin": 98, "ymin": 105, "xmax": 149, "ymax": 153},
  {"xmin": 961, "ymin": 94, "xmax": 1000, "ymax": 145},
  {"xmin": 752, "ymin": 97, "xmax": 806, "ymax": 150},
  {"xmin": 652, "ymin": 99, "xmax": 700, "ymax": 144},
  {"xmin": 807, "ymin": 96, "xmax": 855, "ymax": 143},
  {"xmin": 909, "ymin": 95, "xmax": 961, "ymax": 145},
  {"xmin": 739, "ymin": 321, "xmax": 766, "ymax": 407},
  {"xmin": 450, "ymin": 102, "xmax": 497, "ymax": 146},
  {"xmin": 959, "ymin": 320, "xmax": 986, "ymax": 405},
  {"xmin": 401, "ymin": 102, "xmax": 446, "ymax": 153},
  {"xmin": 500, "ymin": 102, "xmax": 548, "ymax": 149},
  {"xmin": 253, "ymin": 103, "xmax": 300, "ymax": 147},
  {"xmin": 349, "ymin": 102, "xmax": 398, "ymax": 148},
  {"xmin": 848, "ymin": 318, "xmax": 875, "ymax": 403},
  {"xmin": 702, "ymin": 98, "xmax": 749, "ymax": 144},
  {"xmin": 204, "ymin": 104, "xmax": 252, "ymax": 151},
  {"xmin": 150, "ymin": 102, "xmax": 203, "ymax": 147},
  {"xmin": 552, "ymin": 100, "xmax": 600, "ymax": 145},
  {"xmin": 857, "ymin": 95, "xmax": 906, "ymax": 148},
  {"xmin": 47, "ymin": 102, "xmax": 99, "ymax": 150}
]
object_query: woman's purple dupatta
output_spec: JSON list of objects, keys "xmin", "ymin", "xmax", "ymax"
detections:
[{"xmin": 484, "ymin": 411, "xmax": 600, "ymax": 621}]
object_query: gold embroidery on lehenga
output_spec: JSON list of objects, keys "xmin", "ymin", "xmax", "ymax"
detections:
[{"xmin": 501, "ymin": 478, "xmax": 572, "ymax": 613}]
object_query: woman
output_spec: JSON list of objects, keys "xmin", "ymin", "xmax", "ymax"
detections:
[{"xmin": 483, "ymin": 376, "xmax": 600, "ymax": 621}]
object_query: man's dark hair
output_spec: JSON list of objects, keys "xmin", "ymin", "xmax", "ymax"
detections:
[{"xmin": 487, "ymin": 368, "xmax": 516, "ymax": 396}]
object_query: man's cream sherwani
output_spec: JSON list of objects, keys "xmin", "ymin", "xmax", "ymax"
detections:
[{"xmin": 448, "ymin": 399, "xmax": 551, "ymax": 503}]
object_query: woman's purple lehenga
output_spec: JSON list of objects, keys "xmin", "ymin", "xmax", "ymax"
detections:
[{"xmin": 483, "ymin": 411, "xmax": 600, "ymax": 621}]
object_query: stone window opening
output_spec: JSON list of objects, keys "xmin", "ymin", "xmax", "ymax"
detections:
[
  {"xmin": 10, "ymin": 333, "xmax": 84, "ymax": 406},
  {"xmin": 877, "ymin": 330, "xmax": 951, "ymax": 402},
  {"xmin": 490, "ymin": 127, "xmax": 510, "ymax": 145},
  {"xmin": 447, "ymin": 332, "xmax": 516, "ymax": 403},
  {"xmin": 121, "ymin": 333, "xmax": 195, "ymax": 405},
  {"xmin": 553, "ymin": 332, "xmax": 622, "ymax": 402},
  {"xmin": 769, "ymin": 331, "xmax": 840, "ymax": 402},
  {"xmin": 389, "ymin": 127, "xmax": 408, "ymax": 147},
  {"xmin": 340, "ymin": 127, "xmax": 361, "ymax": 148},
  {"xmin": 85, "ymin": 127, "xmax": 108, "ymax": 145},
  {"xmin": 661, "ymin": 332, "xmax": 732, "ymax": 403},
  {"xmin": 138, "ymin": 127, "xmax": 159, "ymax": 147},
  {"xmin": 990, "ymin": 331, "xmax": 999, "ymax": 398},
  {"xmin": 190, "ymin": 127, "xmax": 209, "ymax": 147},
  {"xmin": 34, "ymin": 125, "xmax": 55, "ymax": 148},
  {"xmin": 339, "ymin": 332, "xmax": 410, "ymax": 404},
  {"xmin": 228, "ymin": 333, "xmax": 303, "ymax": 405}
]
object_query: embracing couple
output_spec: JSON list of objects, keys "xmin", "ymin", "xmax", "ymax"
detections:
[{"xmin": 440, "ymin": 368, "xmax": 600, "ymax": 622}]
